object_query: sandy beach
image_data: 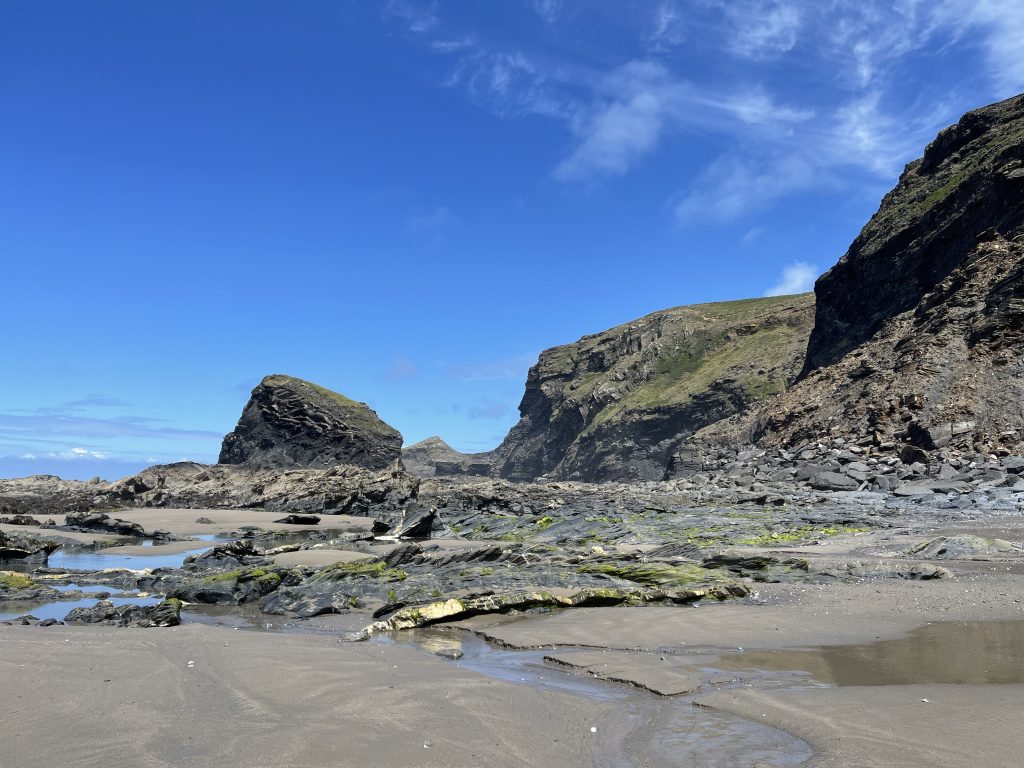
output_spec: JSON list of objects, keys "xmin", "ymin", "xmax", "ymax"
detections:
[
  {"xmin": 0, "ymin": 623, "xmax": 612, "ymax": 768},
  {"xmin": 451, "ymin": 563, "xmax": 1024, "ymax": 768}
]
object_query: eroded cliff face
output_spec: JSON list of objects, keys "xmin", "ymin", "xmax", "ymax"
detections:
[
  {"xmin": 491, "ymin": 295, "xmax": 815, "ymax": 482},
  {"xmin": 806, "ymin": 93, "xmax": 1024, "ymax": 371},
  {"xmin": 218, "ymin": 375, "xmax": 403, "ymax": 470},
  {"xmin": 701, "ymin": 93, "xmax": 1024, "ymax": 456}
]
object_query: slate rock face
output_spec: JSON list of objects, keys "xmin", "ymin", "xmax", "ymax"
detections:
[
  {"xmin": 491, "ymin": 295, "xmax": 815, "ymax": 482},
  {"xmin": 806, "ymin": 93, "xmax": 1024, "ymax": 371},
  {"xmin": 218, "ymin": 375, "xmax": 403, "ymax": 470},
  {"xmin": 702, "ymin": 93, "xmax": 1024, "ymax": 457}
]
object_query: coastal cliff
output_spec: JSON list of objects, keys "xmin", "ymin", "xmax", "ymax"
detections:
[{"xmin": 491, "ymin": 295, "xmax": 814, "ymax": 481}]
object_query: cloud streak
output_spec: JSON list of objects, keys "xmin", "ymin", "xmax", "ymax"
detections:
[
  {"xmin": 383, "ymin": 0, "xmax": 439, "ymax": 34},
  {"xmin": 445, "ymin": 353, "xmax": 536, "ymax": 382},
  {"xmin": 765, "ymin": 262, "xmax": 819, "ymax": 296},
  {"xmin": 383, "ymin": 0, "xmax": 1021, "ymax": 223}
]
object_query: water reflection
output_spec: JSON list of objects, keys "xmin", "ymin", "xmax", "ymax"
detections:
[{"xmin": 718, "ymin": 620, "xmax": 1024, "ymax": 686}]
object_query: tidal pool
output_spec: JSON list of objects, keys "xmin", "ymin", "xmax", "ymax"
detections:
[{"xmin": 0, "ymin": 595, "xmax": 161, "ymax": 623}]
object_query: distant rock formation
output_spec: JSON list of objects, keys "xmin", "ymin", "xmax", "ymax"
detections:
[
  {"xmin": 490, "ymin": 294, "xmax": 815, "ymax": 482},
  {"xmin": 702, "ymin": 93, "xmax": 1024, "ymax": 457},
  {"xmin": 218, "ymin": 374, "xmax": 402, "ymax": 470},
  {"xmin": 401, "ymin": 437, "xmax": 493, "ymax": 478}
]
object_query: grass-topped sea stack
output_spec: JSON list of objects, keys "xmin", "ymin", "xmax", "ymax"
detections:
[{"xmin": 218, "ymin": 374, "xmax": 403, "ymax": 470}]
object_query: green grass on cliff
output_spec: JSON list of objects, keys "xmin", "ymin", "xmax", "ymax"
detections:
[{"xmin": 568, "ymin": 294, "xmax": 813, "ymax": 431}]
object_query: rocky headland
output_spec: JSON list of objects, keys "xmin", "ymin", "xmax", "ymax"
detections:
[
  {"xmin": 491, "ymin": 293, "xmax": 814, "ymax": 482},
  {"xmin": 3, "ymin": 94, "xmax": 1024, "ymax": 768}
]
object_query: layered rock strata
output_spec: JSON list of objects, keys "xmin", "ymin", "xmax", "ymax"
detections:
[{"xmin": 218, "ymin": 374, "xmax": 402, "ymax": 470}]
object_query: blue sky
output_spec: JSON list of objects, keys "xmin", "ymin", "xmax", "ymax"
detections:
[{"xmin": 2, "ymin": 1, "xmax": 1022, "ymax": 480}]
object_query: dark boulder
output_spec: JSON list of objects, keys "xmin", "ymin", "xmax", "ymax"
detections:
[
  {"xmin": 64, "ymin": 599, "xmax": 181, "ymax": 628},
  {"xmin": 273, "ymin": 514, "xmax": 321, "ymax": 525},
  {"xmin": 0, "ymin": 530, "xmax": 59, "ymax": 563},
  {"xmin": 808, "ymin": 472, "xmax": 860, "ymax": 492},
  {"xmin": 62, "ymin": 512, "xmax": 145, "ymax": 538},
  {"xmin": 373, "ymin": 503, "xmax": 436, "ymax": 539},
  {"xmin": 0, "ymin": 514, "xmax": 41, "ymax": 526}
]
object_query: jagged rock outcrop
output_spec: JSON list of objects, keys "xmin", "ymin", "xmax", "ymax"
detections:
[
  {"xmin": 490, "ymin": 295, "xmax": 815, "ymax": 482},
  {"xmin": 218, "ymin": 374, "xmax": 402, "ymax": 470},
  {"xmin": 806, "ymin": 93, "xmax": 1024, "ymax": 371},
  {"xmin": 709, "ymin": 93, "xmax": 1024, "ymax": 456},
  {"xmin": 401, "ymin": 436, "xmax": 493, "ymax": 478},
  {"xmin": 109, "ymin": 461, "xmax": 421, "ymax": 518}
]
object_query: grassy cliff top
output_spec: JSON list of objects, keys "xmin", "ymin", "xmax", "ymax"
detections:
[
  {"xmin": 529, "ymin": 292, "xmax": 815, "ymax": 430},
  {"xmin": 258, "ymin": 374, "xmax": 399, "ymax": 437}
]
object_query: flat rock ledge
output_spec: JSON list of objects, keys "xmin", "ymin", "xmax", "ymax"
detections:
[{"xmin": 349, "ymin": 583, "xmax": 748, "ymax": 639}]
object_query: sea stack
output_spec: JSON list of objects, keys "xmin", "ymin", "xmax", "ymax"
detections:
[{"xmin": 218, "ymin": 374, "xmax": 403, "ymax": 470}]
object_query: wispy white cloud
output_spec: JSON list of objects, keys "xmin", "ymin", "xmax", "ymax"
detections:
[
  {"xmin": 554, "ymin": 62, "xmax": 814, "ymax": 183},
  {"xmin": 446, "ymin": 48, "xmax": 579, "ymax": 120},
  {"xmin": 430, "ymin": 36, "xmax": 477, "ymax": 54},
  {"xmin": 382, "ymin": 0, "xmax": 1015, "ymax": 222},
  {"xmin": 385, "ymin": 354, "xmax": 418, "ymax": 381},
  {"xmin": 0, "ymin": 412, "xmax": 221, "ymax": 443},
  {"xmin": 383, "ymin": 0, "xmax": 439, "ymax": 34},
  {"xmin": 445, "ymin": 353, "xmax": 536, "ymax": 382},
  {"xmin": 741, "ymin": 226, "xmax": 766, "ymax": 246},
  {"xmin": 765, "ymin": 262, "xmax": 819, "ymax": 296},
  {"xmin": 531, "ymin": 0, "xmax": 564, "ymax": 24},
  {"xmin": 645, "ymin": 1, "xmax": 687, "ymax": 51},
  {"xmin": 554, "ymin": 61, "xmax": 679, "ymax": 182},
  {"xmin": 674, "ymin": 153, "xmax": 815, "ymax": 224},
  {"xmin": 726, "ymin": 86, "xmax": 815, "ymax": 126},
  {"xmin": 405, "ymin": 205, "xmax": 459, "ymax": 243},
  {"xmin": 722, "ymin": 1, "xmax": 803, "ymax": 59},
  {"xmin": 20, "ymin": 447, "xmax": 110, "ymax": 461},
  {"xmin": 933, "ymin": 0, "xmax": 1024, "ymax": 96}
]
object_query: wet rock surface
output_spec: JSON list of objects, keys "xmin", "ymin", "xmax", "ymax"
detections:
[
  {"xmin": 1, "ymin": 457, "xmax": 1022, "ymax": 638},
  {"xmin": 61, "ymin": 511, "xmax": 145, "ymax": 537},
  {"xmin": 0, "ymin": 529, "xmax": 60, "ymax": 562},
  {"xmin": 64, "ymin": 598, "xmax": 181, "ymax": 628}
]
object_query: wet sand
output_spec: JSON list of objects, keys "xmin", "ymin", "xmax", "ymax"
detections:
[
  {"xmin": 452, "ymin": 571, "xmax": 1024, "ymax": 768},
  {"xmin": 3, "ymin": 507, "xmax": 373, "ymax": 543},
  {"xmin": 6, "ymin": 513, "xmax": 1024, "ymax": 766},
  {"xmin": 0, "ymin": 623, "xmax": 610, "ymax": 768},
  {"xmin": 458, "ymin": 575, "xmax": 1024, "ymax": 651},
  {"xmin": 700, "ymin": 685, "xmax": 1024, "ymax": 768},
  {"xmin": 94, "ymin": 507, "xmax": 374, "ymax": 538}
]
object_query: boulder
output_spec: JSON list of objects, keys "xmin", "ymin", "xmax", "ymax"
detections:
[
  {"xmin": 0, "ymin": 530, "xmax": 59, "ymax": 563},
  {"xmin": 908, "ymin": 535, "xmax": 1023, "ymax": 560},
  {"xmin": 373, "ymin": 503, "xmax": 436, "ymax": 539},
  {"xmin": 273, "ymin": 514, "xmax": 321, "ymax": 525},
  {"xmin": 62, "ymin": 512, "xmax": 145, "ymax": 537},
  {"xmin": 809, "ymin": 472, "xmax": 860, "ymax": 492},
  {"xmin": 63, "ymin": 599, "xmax": 181, "ymax": 628}
]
